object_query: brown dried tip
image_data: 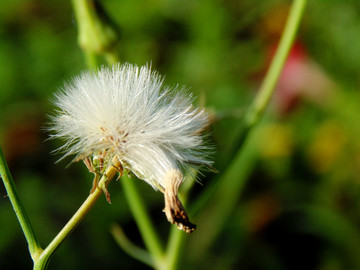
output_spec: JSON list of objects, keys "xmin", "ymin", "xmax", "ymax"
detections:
[
  {"xmin": 163, "ymin": 169, "xmax": 196, "ymax": 233},
  {"xmin": 102, "ymin": 185, "xmax": 112, "ymax": 204}
]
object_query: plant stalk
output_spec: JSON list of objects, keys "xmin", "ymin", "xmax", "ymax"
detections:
[
  {"xmin": 189, "ymin": 0, "xmax": 307, "ymax": 262},
  {"xmin": 121, "ymin": 176, "xmax": 166, "ymax": 270},
  {"xmin": 0, "ymin": 147, "xmax": 43, "ymax": 261},
  {"xmin": 33, "ymin": 157, "xmax": 121, "ymax": 270},
  {"xmin": 243, "ymin": 0, "xmax": 307, "ymax": 137}
]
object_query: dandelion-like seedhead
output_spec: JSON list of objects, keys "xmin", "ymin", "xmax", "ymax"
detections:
[{"xmin": 48, "ymin": 63, "xmax": 212, "ymax": 232}]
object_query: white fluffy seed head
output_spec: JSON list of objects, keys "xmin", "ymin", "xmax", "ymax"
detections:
[{"xmin": 48, "ymin": 63, "xmax": 212, "ymax": 189}]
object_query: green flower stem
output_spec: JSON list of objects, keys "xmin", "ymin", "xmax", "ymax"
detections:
[
  {"xmin": 110, "ymin": 223, "xmax": 155, "ymax": 268},
  {"xmin": 189, "ymin": 0, "xmax": 307, "ymax": 262},
  {"xmin": 0, "ymin": 147, "xmax": 43, "ymax": 261},
  {"xmin": 165, "ymin": 218, "xmax": 185, "ymax": 270},
  {"xmin": 120, "ymin": 176, "xmax": 166, "ymax": 270},
  {"xmin": 188, "ymin": 132, "xmax": 258, "ymax": 261},
  {"xmin": 242, "ymin": 0, "xmax": 307, "ymax": 138},
  {"xmin": 33, "ymin": 157, "xmax": 121, "ymax": 270}
]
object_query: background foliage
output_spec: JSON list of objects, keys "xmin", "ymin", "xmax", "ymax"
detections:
[{"xmin": 1, "ymin": 0, "xmax": 360, "ymax": 269}]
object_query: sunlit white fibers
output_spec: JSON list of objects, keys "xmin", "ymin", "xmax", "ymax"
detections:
[{"xmin": 48, "ymin": 63, "xmax": 212, "ymax": 191}]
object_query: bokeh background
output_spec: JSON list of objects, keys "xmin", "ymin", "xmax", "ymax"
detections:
[{"xmin": 1, "ymin": 0, "xmax": 360, "ymax": 269}]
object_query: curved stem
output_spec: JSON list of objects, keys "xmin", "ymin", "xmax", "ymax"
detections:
[
  {"xmin": 165, "ymin": 221, "xmax": 185, "ymax": 270},
  {"xmin": 243, "ymin": 0, "xmax": 307, "ymax": 134},
  {"xmin": 0, "ymin": 147, "xmax": 43, "ymax": 261},
  {"xmin": 33, "ymin": 157, "xmax": 121, "ymax": 270},
  {"xmin": 189, "ymin": 0, "xmax": 307, "ymax": 262},
  {"xmin": 110, "ymin": 223, "xmax": 155, "ymax": 268},
  {"xmin": 120, "ymin": 176, "xmax": 166, "ymax": 269}
]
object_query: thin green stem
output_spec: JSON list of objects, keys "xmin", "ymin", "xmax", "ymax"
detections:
[
  {"xmin": 196, "ymin": 0, "xmax": 307, "ymax": 218},
  {"xmin": 120, "ymin": 176, "xmax": 166, "ymax": 269},
  {"xmin": 189, "ymin": 0, "xmax": 307, "ymax": 262},
  {"xmin": 165, "ymin": 222, "xmax": 185, "ymax": 270},
  {"xmin": 243, "ymin": 0, "xmax": 307, "ymax": 132},
  {"xmin": 0, "ymin": 147, "xmax": 43, "ymax": 261},
  {"xmin": 195, "ymin": 0, "xmax": 307, "ymax": 216},
  {"xmin": 33, "ymin": 157, "xmax": 121, "ymax": 270},
  {"xmin": 110, "ymin": 223, "xmax": 155, "ymax": 268},
  {"xmin": 188, "ymin": 133, "xmax": 258, "ymax": 262}
]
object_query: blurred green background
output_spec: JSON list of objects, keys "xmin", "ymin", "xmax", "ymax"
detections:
[{"xmin": 1, "ymin": 0, "xmax": 360, "ymax": 269}]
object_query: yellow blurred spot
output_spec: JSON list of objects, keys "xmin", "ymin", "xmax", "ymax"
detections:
[
  {"xmin": 258, "ymin": 124, "xmax": 294, "ymax": 158},
  {"xmin": 307, "ymin": 121, "xmax": 347, "ymax": 173}
]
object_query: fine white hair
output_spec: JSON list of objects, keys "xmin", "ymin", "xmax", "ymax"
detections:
[{"xmin": 48, "ymin": 63, "xmax": 212, "ymax": 190}]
